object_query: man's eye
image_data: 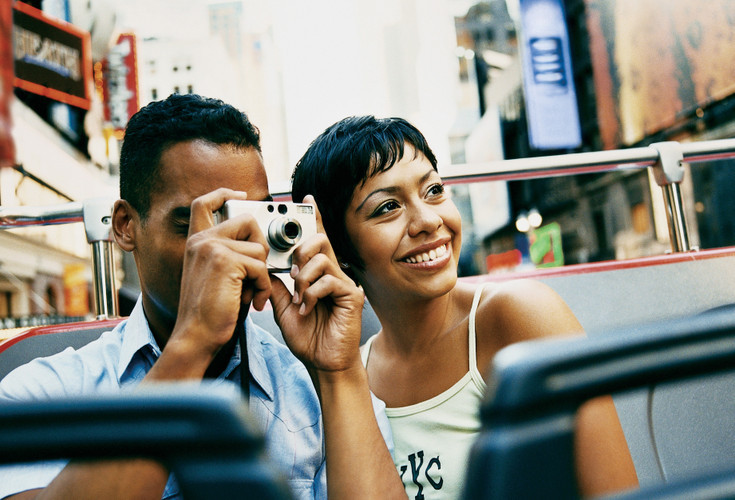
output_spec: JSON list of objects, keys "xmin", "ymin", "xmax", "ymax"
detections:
[{"xmin": 173, "ymin": 221, "xmax": 190, "ymax": 234}]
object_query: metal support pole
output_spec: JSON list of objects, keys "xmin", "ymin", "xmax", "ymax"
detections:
[
  {"xmin": 91, "ymin": 240, "xmax": 119, "ymax": 319},
  {"xmin": 83, "ymin": 198, "xmax": 118, "ymax": 318},
  {"xmin": 650, "ymin": 142, "xmax": 692, "ymax": 253},
  {"xmin": 0, "ymin": 198, "xmax": 119, "ymax": 318},
  {"xmin": 660, "ymin": 183, "xmax": 691, "ymax": 253}
]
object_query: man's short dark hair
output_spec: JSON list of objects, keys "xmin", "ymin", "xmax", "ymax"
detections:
[
  {"xmin": 119, "ymin": 93, "xmax": 261, "ymax": 219},
  {"xmin": 291, "ymin": 115, "xmax": 437, "ymax": 277}
]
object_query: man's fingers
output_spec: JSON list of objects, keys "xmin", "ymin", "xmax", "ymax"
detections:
[
  {"xmin": 225, "ymin": 242, "xmax": 272, "ymax": 310},
  {"xmin": 187, "ymin": 238, "xmax": 272, "ymax": 310},
  {"xmin": 184, "ymin": 188, "xmax": 274, "ymax": 313},
  {"xmin": 188, "ymin": 188, "xmax": 249, "ymax": 235}
]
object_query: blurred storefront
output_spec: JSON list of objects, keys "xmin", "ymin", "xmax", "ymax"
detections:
[{"xmin": 0, "ymin": 0, "xmax": 119, "ymax": 326}]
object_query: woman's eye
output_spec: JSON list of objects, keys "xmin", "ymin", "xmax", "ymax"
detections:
[
  {"xmin": 373, "ymin": 200, "xmax": 400, "ymax": 216},
  {"xmin": 427, "ymin": 183, "xmax": 445, "ymax": 197}
]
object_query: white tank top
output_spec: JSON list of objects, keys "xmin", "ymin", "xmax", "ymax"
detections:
[{"xmin": 361, "ymin": 286, "xmax": 488, "ymax": 500}]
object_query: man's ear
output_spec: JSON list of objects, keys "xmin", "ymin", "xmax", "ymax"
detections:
[{"xmin": 112, "ymin": 200, "xmax": 137, "ymax": 252}]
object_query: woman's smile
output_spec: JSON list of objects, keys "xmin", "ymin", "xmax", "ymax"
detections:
[{"xmin": 400, "ymin": 242, "xmax": 451, "ymax": 267}]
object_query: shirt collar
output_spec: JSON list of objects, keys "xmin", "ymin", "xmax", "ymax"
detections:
[
  {"xmin": 118, "ymin": 296, "xmax": 276, "ymax": 401},
  {"xmin": 117, "ymin": 297, "xmax": 161, "ymax": 376}
]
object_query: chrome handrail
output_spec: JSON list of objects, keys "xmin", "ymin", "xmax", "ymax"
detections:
[
  {"xmin": 436, "ymin": 138, "xmax": 735, "ymax": 253},
  {"xmin": 0, "ymin": 201, "xmax": 84, "ymax": 227},
  {"xmin": 0, "ymin": 197, "xmax": 119, "ymax": 319},
  {"xmin": 437, "ymin": 138, "xmax": 735, "ymax": 183}
]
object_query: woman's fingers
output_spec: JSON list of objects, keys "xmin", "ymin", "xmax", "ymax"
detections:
[{"xmin": 303, "ymin": 194, "xmax": 326, "ymax": 235}]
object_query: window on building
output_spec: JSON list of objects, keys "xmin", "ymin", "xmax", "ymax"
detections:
[
  {"xmin": 151, "ymin": 88, "xmax": 158, "ymax": 99},
  {"xmin": 173, "ymin": 66, "xmax": 179, "ymax": 72},
  {"xmin": 186, "ymin": 65, "xmax": 192, "ymax": 71},
  {"xmin": 187, "ymin": 85, "xmax": 193, "ymax": 94},
  {"xmin": 1, "ymin": 290, "xmax": 12, "ymax": 317},
  {"xmin": 173, "ymin": 86, "xmax": 180, "ymax": 94},
  {"xmin": 46, "ymin": 285, "xmax": 57, "ymax": 315}
]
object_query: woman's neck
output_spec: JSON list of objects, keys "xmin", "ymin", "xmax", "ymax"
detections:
[{"xmin": 369, "ymin": 290, "xmax": 458, "ymax": 354}]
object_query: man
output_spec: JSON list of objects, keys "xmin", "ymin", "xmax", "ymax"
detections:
[{"xmin": 0, "ymin": 94, "xmax": 404, "ymax": 499}]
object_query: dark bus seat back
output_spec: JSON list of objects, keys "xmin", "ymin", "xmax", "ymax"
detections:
[
  {"xmin": 0, "ymin": 320, "xmax": 123, "ymax": 381},
  {"xmin": 464, "ymin": 308, "xmax": 735, "ymax": 499},
  {"xmin": 0, "ymin": 384, "xmax": 292, "ymax": 499}
]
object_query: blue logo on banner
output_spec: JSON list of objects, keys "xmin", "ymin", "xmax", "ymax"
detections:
[{"xmin": 520, "ymin": 0, "xmax": 582, "ymax": 150}]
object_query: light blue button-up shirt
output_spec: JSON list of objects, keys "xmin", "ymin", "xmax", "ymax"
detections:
[{"xmin": 0, "ymin": 298, "xmax": 330, "ymax": 499}]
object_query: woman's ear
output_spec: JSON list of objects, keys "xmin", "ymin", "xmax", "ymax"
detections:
[
  {"xmin": 337, "ymin": 257, "xmax": 361, "ymax": 285},
  {"xmin": 112, "ymin": 200, "xmax": 137, "ymax": 252}
]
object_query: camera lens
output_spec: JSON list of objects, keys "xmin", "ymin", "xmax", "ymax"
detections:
[
  {"xmin": 283, "ymin": 221, "xmax": 300, "ymax": 239},
  {"xmin": 268, "ymin": 217, "xmax": 302, "ymax": 250}
]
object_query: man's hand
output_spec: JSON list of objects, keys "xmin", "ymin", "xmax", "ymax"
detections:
[{"xmin": 152, "ymin": 188, "xmax": 272, "ymax": 380}]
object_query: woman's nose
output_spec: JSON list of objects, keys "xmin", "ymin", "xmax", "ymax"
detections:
[{"xmin": 407, "ymin": 202, "xmax": 443, "ymax": 236}]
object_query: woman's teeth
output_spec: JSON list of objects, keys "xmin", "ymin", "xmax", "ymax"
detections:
[{"xmin": 405, "ymin": 244, "xmax": 447, "ymax": 264}]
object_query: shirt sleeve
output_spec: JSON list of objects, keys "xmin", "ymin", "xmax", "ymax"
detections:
[
  {"xmin": 0, "ymin": 362, "xmax": 72, "ymax": 498},
  {"xmin": 0, "ymin": 461, "xmax": 67, "ymax": 499}
]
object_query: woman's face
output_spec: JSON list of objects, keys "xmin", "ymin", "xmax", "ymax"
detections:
[{"xmin": 344, "ymin": 146, "xmax": 462, "ymax": 303}]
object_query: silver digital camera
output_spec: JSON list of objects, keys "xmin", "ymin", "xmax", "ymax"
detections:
[{"xmin": 215, "ymin": 200, "xmax": 317, "ymax": 271}]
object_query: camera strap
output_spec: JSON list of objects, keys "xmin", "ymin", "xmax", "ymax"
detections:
[{"xmin": 236, "ymin": 309, "xmax": 250, "ymax": 403}]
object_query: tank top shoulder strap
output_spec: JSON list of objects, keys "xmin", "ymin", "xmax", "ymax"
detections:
[
  {"xmin": 361, "ymin": 333, "xmax": 378, "ymax": 367},
  {"xmin": 468, "ymin": 284, "xmax": 488, "ymax": 380}
]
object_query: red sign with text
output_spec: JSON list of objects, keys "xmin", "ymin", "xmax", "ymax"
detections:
[
  {"xmin": 1, "ymin": 0, "xmax": 15, "ymax": 167},
  {"xmin": 12, "ymin": 2, "xmax": 91, "ymax": 110},
  {"xmin": 102, "ymin": 33, "xmax": 139, "ymax": 132}
]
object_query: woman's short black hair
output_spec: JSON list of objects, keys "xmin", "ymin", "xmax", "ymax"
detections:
[{"xmin": 291, "ymin": 115, "xmax": 437, "ymax": 278}]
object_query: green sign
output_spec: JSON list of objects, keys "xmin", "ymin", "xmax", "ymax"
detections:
[{"xmin": 529, "ymin": 222, "xmax": 564, "ymax": 268}]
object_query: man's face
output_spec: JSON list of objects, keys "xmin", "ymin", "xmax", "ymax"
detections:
[{"xmin": 131, "ymin": 139, "xmax": 269, "ymax": 334}]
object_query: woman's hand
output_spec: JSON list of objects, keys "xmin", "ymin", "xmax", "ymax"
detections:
[{"xmin": 270, "ymin": 195, "xmax": 365, "ymax": 374}]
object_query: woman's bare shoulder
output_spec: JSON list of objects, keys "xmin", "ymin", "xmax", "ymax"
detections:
[{"xmin": 473, "ymin": 278, "xmax": 583, "ymax": 345}]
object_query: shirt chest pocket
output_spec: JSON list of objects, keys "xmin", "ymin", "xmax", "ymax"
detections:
[
  {"xmin": 252, "ymin": 394, "xmax": 323, "ymax": 481},
  {"xmin": 288, "ymin": 478, "xmax": 317, "ymax": 500}
]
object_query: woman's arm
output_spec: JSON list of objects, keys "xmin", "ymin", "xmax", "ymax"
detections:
[
  {"xmin": 576, "ymin": 395, "xmax": 639, "ymax": 496},
  {"xmin": 270, "ymin": 197, "xmax": 406, "ymax": 500},
  {"xmin": 475, "ymin": 279, "xmax": 639, "ymax": 496}
]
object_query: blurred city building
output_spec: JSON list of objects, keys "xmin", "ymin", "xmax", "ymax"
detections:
[
  {"xmin": 115, "ymin": 0, "xmax": 460, "ymax": 187},
  {"xmin": 452, "ymin": 0, "xmax": 735, "ymax": 275}
]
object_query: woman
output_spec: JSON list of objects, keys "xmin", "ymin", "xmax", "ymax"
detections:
[{"xmin": 291, "ymin": 116, "xmax": 638, "ymax": 499}]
